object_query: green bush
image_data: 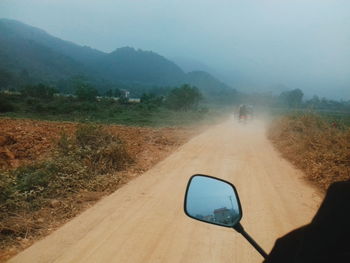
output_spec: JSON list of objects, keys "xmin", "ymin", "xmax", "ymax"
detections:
[
  {"xmin": 118, "ymin": 96, "xmax": 129, "ymax": 105},
  {"xmin": 73, "ymin": 124, "xmax": 132, "ymax": 173},
  {"xmin": 15, "ymin": 162, "xmax": 58, "ymax": 192},
  {"xmin": 75, "ymin": 84, "xmax": 99, "ymax": 101},
  {"xmin": 25, "ymin": 97, "xmax": 40, "ymax": 106},
  {"xmin": 0, "ymin": 93, "xmax": 15, "ymax": 112},
  {"xmin": 166, "ymin": 84, "xmax": 202, "ymax": 111},
  {"xmin": 0, "ymin": 172, "xmax": 14, "ymax": 204},
  {"xmin": 21, "ymin": 83, "xmax": 58, "ymax": 100},
  {"xmin": 79, "ymin": 102, "xmax": 98, "ymax": 112},
  {"xmin": 0, "ymin": 125, "xmax": 132, "ymax": 215},
  {"xmin": 140, "ymin": 93, "xmax": 163, "ymax": 107},
  {"xmin": 33, "ymin": 103, "xmax": 46, "ymax": 113}
]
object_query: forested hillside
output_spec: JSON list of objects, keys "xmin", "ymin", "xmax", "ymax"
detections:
[{"xmin": 0, "ymin": 19, "xmax": 237, "ymax": 100}]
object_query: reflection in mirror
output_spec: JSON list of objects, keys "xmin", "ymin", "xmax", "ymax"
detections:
[{"xmin": 185, "ymin": 175, "xmax": 241, "ymax": 227}]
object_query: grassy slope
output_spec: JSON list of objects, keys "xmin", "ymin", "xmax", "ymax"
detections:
[{"xmin": 269, "ymin": 113, "xmax": 350, "ymax": 190}]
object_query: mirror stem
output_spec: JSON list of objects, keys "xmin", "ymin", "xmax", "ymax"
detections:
[{"xmin": 233, "ymin": 223, "xmax": 268, "ymax": 259}]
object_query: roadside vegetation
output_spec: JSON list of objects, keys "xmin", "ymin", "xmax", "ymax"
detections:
[
  {"xmin": 269, "ymin": 113, "xmax": 350, "ymax": 191},
  {"xmin": 0, "ymin": 83, "xmax": 229, "ymax": 127},
  {"xmin": 0, "ymin": 120, "xmax": 198, "ymax": 261},
  {"xmin": 0, "ymin": 125, "xmax": 131, "ymax": 250}
]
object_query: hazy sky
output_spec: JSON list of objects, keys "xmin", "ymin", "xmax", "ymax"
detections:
[{"xmin": 0, "ymin": 0, "xmax": 349, "ymax": 99}]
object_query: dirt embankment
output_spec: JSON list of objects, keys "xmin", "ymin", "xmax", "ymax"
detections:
[
  {"xmin": 0, "ymin": 118, "xmax": 201, "ymax": 262},
  {"xmin": 0, "ymin": 121, "xmax": 75, "ymax": 169},
  {"xmin": 268, "ymin": 114, "xmax": 350, "ymax": 190},
  {"xmin": 0, "ymin": 119, "xmax": 197, "ymax": 170}
]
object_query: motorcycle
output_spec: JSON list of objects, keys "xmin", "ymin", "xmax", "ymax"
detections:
[
  {"xmin": 184, "ymin": 174, "xmax": 268, "ymax": 259},
  {"xmin": 184, "ymin": 175, "xmax": 350, "ymax": 262}
]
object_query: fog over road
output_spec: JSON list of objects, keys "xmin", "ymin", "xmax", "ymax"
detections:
[{"xmin": 10, "ymin": 119, "xmax": 322, "ymax": 263}]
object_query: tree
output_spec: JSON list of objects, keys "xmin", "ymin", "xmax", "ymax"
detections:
[
  {"xmin": 306, "ymin": 95, "xmax": 321, "ymax": 108},
  {"xmin": 279, "ymin": 89, "xmax": 304, "ymax": 108},
  {"xmin": 0, "ymin": 93, "xmax": 15, "ymax": 112},
  {"xmin": 114, "ymin": 88, "xmax": 122, "ymax": 98},
  {"xmin": 17, "ymin": 69, "xmax": 32, "ymax": 87},
  {"xmin": 166, "ymin": 84, "xmax": 202, "ymax": 111},
  {"xmin": 0, "ymin": 69, "xmax": 13, "ymax": 90},
  {"xmin": 21, "ymin": 83, "xmax": 58, "ymax": 99},
  {"xmin": 75, "ymin": 83, "xmax": 98, "ymax": 101},
  {"xmin": 118, "ymin": 96, "xmax": 129, "ymax": 104},
  {"xmin": 105, "ymin": 89, "xmax": 113, "ymax": 97},
  {"xmin": 140, "ymin": 93, "xmax": 163, "ymax": 106}
]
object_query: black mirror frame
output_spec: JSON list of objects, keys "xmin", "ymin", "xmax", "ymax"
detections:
[{"xmin": 184, "ymin": 174, "xmax": 243, "ymax": 228}]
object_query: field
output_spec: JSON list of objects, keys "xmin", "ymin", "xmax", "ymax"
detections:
[
  {"xmin": 269, "ymin": 107, "xmax": 350, "ymax": 127},
  {"xmin": 0, "ymin": 93, "xmax": 229, "ymax": 127},
  {"xmin": 0, "ymin": 118, "xmax": 203, "ymax": 261},
  {"xmin": 269, "ymin": 113, "xmax": 350, "ymax": 190}
]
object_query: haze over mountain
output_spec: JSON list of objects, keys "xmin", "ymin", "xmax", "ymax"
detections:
[
  {"xmin": 0, "ymin": 0, "xmax": 349, "ymax": 100},
  {"xmin": 0, "ymin": 19, "xmax": 99, "ymax": 81},
  {"xmin": 0, "ymin": 19, "xmax": 236, "ymax": 98},
  {"xmin": 96, "ymin": 47, "xmax": 185, "ymax": 86}
]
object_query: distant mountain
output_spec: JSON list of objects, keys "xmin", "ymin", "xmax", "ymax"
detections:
[
  {"xmin": 0, "ymin": 19, "xmax": 236, "ymax": 98},
  {"xmin": 96, "ymin": 47, "xmax": 185, "ymax": 86},
  {"xmin": 171, "ymin": 56, "xmax": 214, "ymax": 74},
  {"xmin": 0, "ymin": 19, "xmax": 104, "ymax": 66},
  {"xmin": 187, "ymin": 71, "xmax": 230, "ymax": 93},
  {"xmin": 0, "ymin": 19, "xmax": 90, "ymax": 82},
  {"xmin": 186, "ymin": 71, "xmax": 238, "ymax": 101}
]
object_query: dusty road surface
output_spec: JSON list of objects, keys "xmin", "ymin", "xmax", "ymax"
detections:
[{"xmin": 9, "ymin": 119, "xmax": 322, "ymax": 263}]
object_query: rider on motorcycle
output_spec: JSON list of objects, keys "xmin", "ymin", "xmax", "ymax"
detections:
[{"xmin": 238, "ymin": 104, "xmax": 248, "ymax": 121}]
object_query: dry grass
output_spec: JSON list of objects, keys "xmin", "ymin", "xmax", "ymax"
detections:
[
  {"xmin": 0, "ymin": 124, "xmax": 132, "ymax": 257},
  {"xmin": 0, "ymin": 119, "xmax": 199, "ymax": 261},
  {"xmin": 269, "ymin": 113, "xmax": 350, "ymax": 190}
]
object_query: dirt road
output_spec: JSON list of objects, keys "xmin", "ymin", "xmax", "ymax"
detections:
[{"xmin": 9, "ymin": 119, "xmax": 322, "ymax": 263}]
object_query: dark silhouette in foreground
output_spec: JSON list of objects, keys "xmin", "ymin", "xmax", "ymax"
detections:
[{"xmin": 265, "ymin": 180, "xmax": 350, "ymax": 263}]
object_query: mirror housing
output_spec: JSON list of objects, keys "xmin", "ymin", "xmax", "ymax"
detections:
[{"xmin": 184, "ymin": 174, "xmax": 242, "ymax": 228}]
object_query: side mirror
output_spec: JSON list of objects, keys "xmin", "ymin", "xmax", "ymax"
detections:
[{"xmin": 184, "ymin": 174, "xmax": 242, "ymax": 228}]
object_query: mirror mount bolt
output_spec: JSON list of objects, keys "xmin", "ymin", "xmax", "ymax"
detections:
[{"xmin": 233, "ymin": 223, "xmax": 244, "ymax": 233}]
